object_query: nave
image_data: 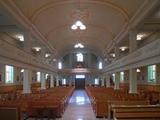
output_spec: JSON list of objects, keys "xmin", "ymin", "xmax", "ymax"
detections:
[
  {"xmin": 0, "ymin": 0, "xmax": 160, "ymax": 120},
  {"xmin": 57, "ymin": 90, "xmax": 104, "ymax": 120}
]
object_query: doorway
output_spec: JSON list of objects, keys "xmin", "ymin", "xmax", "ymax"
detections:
[{"xmin": 75, "ymin": 78, "xmax": 85, "ymax": 89}]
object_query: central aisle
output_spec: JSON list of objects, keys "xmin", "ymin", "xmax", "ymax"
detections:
[{"xmin": 58, "ymin": 90, "xmax": 105, "ymax": 120}]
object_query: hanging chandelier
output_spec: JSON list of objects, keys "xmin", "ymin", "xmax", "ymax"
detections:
[{"xmin": 71, "ymin": 20, "xmax": 86, "ymax": 30}]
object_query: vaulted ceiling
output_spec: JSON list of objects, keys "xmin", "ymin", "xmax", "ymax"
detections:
[{"xmin": 8, "ymin": 0, "xmax": 147, "ymax": 57}]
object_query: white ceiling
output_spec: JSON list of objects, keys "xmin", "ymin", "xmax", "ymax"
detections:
[{"xmin": 8, "ymin": 0, "xmax": 148, "ymax": 57}]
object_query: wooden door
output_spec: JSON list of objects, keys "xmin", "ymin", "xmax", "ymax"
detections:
[{"xmin": 75, "ymin": 78, "xmax": 85, "ymax": 89}]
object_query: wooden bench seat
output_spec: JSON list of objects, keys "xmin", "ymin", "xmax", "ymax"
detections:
[
  {"xmin": 108, "ymin": 100, "xmax": 149, "ymax": 119},
  {"xmin": 112, "ymin": 105, "xmax": 160, "ymax": 120},
  {"xmin": 0, "ymin": 86, "xmax": 74, "ymax": 119},
  {"xmin": 0, "ymin": 107, "xmax": 20, "ymax": 120},
  {"xmin": 27, "ymin": 105, "xmax": 58, "ymax": 119},
  {"xmin": 86, "ymin": 86, "xmax": 148, "ymax": 117}
]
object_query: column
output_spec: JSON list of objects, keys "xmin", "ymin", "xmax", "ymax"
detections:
[
  {"xmin": 1, "ymin": 64, "xmax": 5, "ymax": 84},
  {"xmin": 114, "ymin": 72, "xmax": 120, "ymax": 90},
  {"xmin": 129, "ymin": 68, "xmax": 137, "ymax": 93},
  {"xmin": 88, "ymin": 52, "xmax": 91, "ymax": 68},
  {"xmin": 68, "ymin": 76, "xmax": 71, "ymax": 86},
  {"xmin": 106, "ymin": 53, "xmax": 111, "ymax": 64},
  {"xmin": 88, "ymin": 74, "xmax": 91, "ymax": 86},
  {"xmin": 14, "ymin": 67, "xmax": 18, "ymax": 84},
  {"xmin": 23, "ymin": 69, "xmax": 31, "ymax": 94},
  {"xmin": 129, "ymin": 30, "xmax": 137, "ymax": 53},
  {"xmin": 115, "ymin": 45, "xmax": 120, "ymax": 59},
  {"xmin": 24, "ymin": 31, "xmax": 32, "ymax": 53},
  {"xmin": 156, "ymin": 64, "xmax": 160, "ymax": 84},
  {"xmin": 101, "ymin": 75, "xmax": 105, "ymax": 86},
  {"xmin": 56, "ymin": 75, "xmax": 59, "ymax": 86},
  {"xmin": 41, "ymin": 47, "xmax": 46, "ymax": 63},
  {"xmin": 106, "ymin": 74, "xmax": 110, "ymax": 87},
  {"xmin": 41, "ymin": 72, "xmax": 46, "ymax": 89},
  {"xmin": 69, "ymin": 53, "xmax": 73, "ymax": 68},
  {"xmin": 50, "ymin": 74, "xmax": 54, "ymax": 88}
]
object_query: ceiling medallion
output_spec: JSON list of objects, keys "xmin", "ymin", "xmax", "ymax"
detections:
[{"xmin": 71, "ymin": 8, "xmax": 90, "ymax": 20}]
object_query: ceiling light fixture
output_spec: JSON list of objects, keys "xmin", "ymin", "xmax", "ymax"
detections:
[
  {"xmin": 71, "ymin": 20, "xmax": 86, "ymax": 30},
  {"xmin": 32, "ymin": 47, "xmax": 41, "ymax": 52},
  {"xmin": 16, "ymin": 35, "xmax": 24, "ymax": 42},
  {"xmin": 119, "ymin": 46, "xmax": 128, "ymax": 51},
  {"xmin": 71, "ymin": 24, "xmax": 77, "ymax": 30},
  {"xmin": 137, "ymin": 34, "xmax": 146, "ymax": 40},
  {"xmin": 45, "ymin": 53, "xmax": 51, "ymax": 58},
  {"xmin": 74, "ymin": 43, "xmax": 84, "ymax": 48},
  {"xmin": 136, "ymin": 68, "xmax": 141, "ymax": 72},
  {"xmin": 21, "ymin": 69, "xmax": 24, "ymax": 72},
  {"xmin": 110, "ymin": 53, "xmax": 116, "ymax": 57}
]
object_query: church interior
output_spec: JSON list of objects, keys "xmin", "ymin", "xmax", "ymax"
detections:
[{"xmin": 0, "ymin": 0, "xmax": 160, "ymax": 120}]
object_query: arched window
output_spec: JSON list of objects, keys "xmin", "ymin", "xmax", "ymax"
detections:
[
  {"xmin": 112, "ymin": 73, "xmax": 115, "ymax": 83},
  {"xmin": 95, "ymin": 78, "xmax": 99, "ymax": 85},
  {"xmin": 36, "ymin": 72, "xmax": 41, "ymax": 82},
  {"xmin": 62, "ymin": 78, "xmax": 66, "ymax": 85},
  {"xmin": 148, "ymin": 65, "xmax": 156, "ymax": 82},
  {"xmin": 120, "ymin": 72, "xmax": 124, "ymax": 82},
  {"xmin": 58, "ymin": 62, "xmax": 62, "ymax": 69},
  {"xmin": 98, "ymin": 62, "xmax": 102, "ymax": 69},
  {"xmin": 45, "ymin": 74, "xmax": 48, "ymax": 79},
  {"xmin": 5, "ymin": 65, "xmax": 14, "ymax": 83},
  {"xmin": 76, "ymin": 53, "xmax": 83, "ymax": 62}
]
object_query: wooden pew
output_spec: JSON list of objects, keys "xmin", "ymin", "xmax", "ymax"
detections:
[
  {"xmin": 27, "ymin": 103, "xmax": 58, "ymax": 119},
  {"xmin": 25, "ymin": 86, "xmax": 74, "ymax": 118},
  {"xmin": 112, "ymin": 105, "xmax": 160, "ymax": 120},
  {"xmin": 86, "ymin": 86, "xmax": 148, "ymax": 117},
  {"xmin": 108, "ymin": 100, "xmax": 149, "ymax": 119},
  {"xmin": 0, "ymin": 86, "xmax": 74, "ymax": 119},
  {"xmin": 0, "ymin": 107, "xmax": 20, "ymax": 120}
]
